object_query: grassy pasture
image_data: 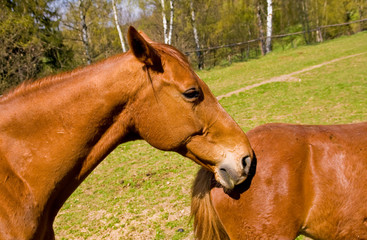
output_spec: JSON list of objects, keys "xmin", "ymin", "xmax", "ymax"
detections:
[{"xmin": 55, "ymin": 31, "xmax": 367, "ymax": 239}]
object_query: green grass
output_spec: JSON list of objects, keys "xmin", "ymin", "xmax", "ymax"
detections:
[
  {"xmin": 55, "ymin": 142, "xmax": 197, "ymax": 239},
  {"xmin": 199, "ymin": 31, "xmax": 367, "ymax": 97},
  {"xmin": 220, "ymin": 51, "xmax": 367, "ymax": 131},
  {"xmin": 54, "ymin": 31, "xmax": 367, "ymax": 239}
]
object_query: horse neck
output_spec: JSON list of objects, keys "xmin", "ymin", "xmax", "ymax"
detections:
[{"xmin": 0, "ymin": 53, "xmax": 144, "ymax": 213}]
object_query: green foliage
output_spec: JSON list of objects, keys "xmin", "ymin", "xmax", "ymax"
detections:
[
  {"xmin": 0, "ymin": 7, "xmax": 42, "ymax": 92},
  {"xmin": 0, "ymin": 0, "xmax": 73, "ymax": 93}
]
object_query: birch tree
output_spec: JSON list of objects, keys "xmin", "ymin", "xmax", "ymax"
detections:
[
  {"xmin": 256, "ymin": 0, "xmax": 266, "ymax": 55},
  {"xmin": 78, "ymin": 0, "xmax": 92, "ymax": 64},
  {"xmin": 314, "ymin": 0, "xmax": 323, "ymax": 43},
  {"xmin": 190, "ymin": 0, "xmax": 203, "ymax": 69},
  {"xmin": 112, "ymin": 0, "xmax": 126, "ymax": 52},
  {"xmin": 190, "ymin": 0, "xmax": 200, "ymax": 50},
  {"xmin": 266, "ymin": 0, "xmax": 272, "ymax": 54},
  {"xmin": 160, "ymin": 0, "xmax": 174, "ymax": 44}
]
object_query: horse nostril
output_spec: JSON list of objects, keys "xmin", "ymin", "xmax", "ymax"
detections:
[
  {"xmin": 242, "ymin": 156, "xmax": 251, "ymax": 169},
  {"xmin": 219, "ymin": 168, "xmax": 227, "ymax": 173}
]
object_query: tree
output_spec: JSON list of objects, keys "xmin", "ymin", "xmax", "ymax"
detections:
[
  {"xmin": 356, "ymin": 0, "xmax": 367, "ymax": 30},
  {"xmin": 0, "ymin": 7, "xmax": 43, "ymax": 91},
  {"xmin": 0, "ymin": 0, "xmax": 73, "ymax": 93},
  {"xmin": 61, "ymin": 0, "xmax": 92, "ymax": 64},
  {"xmin": 62, "ymin": 0, "xmax": 121, "ymax": 65},
  {"xmin": 78, "ymin": 0, "xmax": 92, "ymax": 64},
  {"xmin": 189, "ymin": 0, "xmax": 203, "ymax": 69},
  {"xmin": 298, "ymin": 0, "xmax": 311, "ymax": 44},
  {"xmin": 2, "ymin": 0, "xmax": 363, "ymax": 80},
  {"xmin": 112, "ymin": 0, "xmax": 127, "ymax": 52},
  {"xmin": 160, "ymin": 0, "xmax": 174, "ymax": 44},
  {"xmin": 266, "ymin": 0, "xmax": 273, "ymax": 53},
  {"xmin": 255, "ymin": 0, "xmax": 266, "ymax": 55}
]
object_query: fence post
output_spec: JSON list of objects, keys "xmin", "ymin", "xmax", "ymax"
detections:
[
  {"xmin": 246, "ymin": 42, "xmax": 250, "ymax": 60},
  {"xmin": 196, "ymin": 50, "xmax": 204, "ymax": 70},
  {"xmin": 316, "ymin": 27, "xmax": 323, "ymax": 43}
]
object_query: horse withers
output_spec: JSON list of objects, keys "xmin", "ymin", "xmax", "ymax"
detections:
[
  {"xmin": 192, "ymin": 122, "xmax": 367, "ymax": 240},
  {"xmin": 0, "ymin": 27, "xmax": 253, "ymax": 240}
]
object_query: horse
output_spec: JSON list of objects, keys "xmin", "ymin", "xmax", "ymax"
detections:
[
  {"xmin": 192, "ymin": 122, "xmax": 367, "ymax": 240},
  {"xmin": 0, "ymin": 26, "xmax": 254, "ymax": 240}
]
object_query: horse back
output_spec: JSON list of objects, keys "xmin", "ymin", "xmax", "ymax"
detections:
[{"xmin": 211, "ymin": 122, "xmax": 367, "ymax": 239}]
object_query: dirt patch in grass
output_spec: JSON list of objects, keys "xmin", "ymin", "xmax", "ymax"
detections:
[{"xmin": 217, "ymin": 51, "xmax": 367, "ymax": 100}]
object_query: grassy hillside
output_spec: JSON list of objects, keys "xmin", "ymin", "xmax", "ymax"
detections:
[
  {"xmin": 200, "ymin": 31, "xmax": 367, "ymax": 98},
  {"xmin": 54, "ymin": 31, "xmax": 367, "ymax": 239}
]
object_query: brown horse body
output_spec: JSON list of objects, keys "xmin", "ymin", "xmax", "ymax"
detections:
[
  {"xmin": 192, "ymin": 122, "xmax": 367, "ymax": 240},
  {"xmin": 0, "ymin": 27, "xmax": 253, "ymax": 240}
]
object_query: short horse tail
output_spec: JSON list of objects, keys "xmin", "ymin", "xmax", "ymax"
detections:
[{"xmin": 191, "ymin": 167, "xmax": 230, "ymax": 240}]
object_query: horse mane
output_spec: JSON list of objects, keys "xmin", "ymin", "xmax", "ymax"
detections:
[
  {"xmin": 151, "ymin": 43, "xmax": 191, "ymax": 70},
  {"xmin": 0, "ymin": 43, "xmax": 189, "ymax": 104},
  {"xmin": 191, "ymin": 167, "xmax": 230, "ymax": 240},
  {"xmin": 137, "ymin": 30, "xmax": 189, "ymax": 68},
  {"xmin": 0, "ymin": 53, "xmax": 127, "ymax": 103}
]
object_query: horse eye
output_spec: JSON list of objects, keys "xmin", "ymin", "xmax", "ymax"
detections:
[{"xmin": 183, "ymin": 88, "xmax": 200, "ymax": 100}]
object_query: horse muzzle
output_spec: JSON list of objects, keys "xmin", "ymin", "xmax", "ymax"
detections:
[{"xmin": 216, "ymin": 155, "xmax": 252, "ymax": 189}]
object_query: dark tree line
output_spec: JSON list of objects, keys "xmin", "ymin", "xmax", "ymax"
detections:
[{"xmin": 0, "ymin": 0, "xmax": 74, "ymax": 93}]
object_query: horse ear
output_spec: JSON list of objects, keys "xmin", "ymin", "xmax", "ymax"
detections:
[
  {"xmin": 138, "ymin": 30, "xmax": 154, "ymax": 43},
  {"xmin": 127, "ymin": 26, "xmax": 163, "ymax": 72}
]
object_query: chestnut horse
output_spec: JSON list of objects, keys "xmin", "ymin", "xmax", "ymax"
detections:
[
  {"xmin": 192, "ymin": 122, "xmax": 367, "ymax": 240},
  {"xmin": 0, "ymin": 27, "xmax": 253, "ymax": 240}
]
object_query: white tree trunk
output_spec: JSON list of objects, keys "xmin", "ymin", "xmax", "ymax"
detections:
[
  {"xmin": 79, "ymin": 0, "xmax": 92, "ymax": 64},
  {"xmin": 190, "ymin": 0, "xmax": 203, "ymax": 69},
  {"xmin": 160, "ymin": 0, "xmax": 168, "ymax": 44},
  {"xmin": 167, "ymin": 0, "xmax": 174, "ymax": 45},
  {"xmin": 266, "ymin": 0, "xmax": 272, "ymax": 54},
  {"xmin": 112, "ymin": 0, "xmax": 126, "ymax": 52},
  {"xmin": 160, "ymin": 0, "xmax": 174, "ymax": 44},
  {"xmin": 315, "ymin": 0, "xmax": 323, "ymax": 43},
  {"xmin": 190, "ymin": 0, "xmax": 200, "ymax": 50}
]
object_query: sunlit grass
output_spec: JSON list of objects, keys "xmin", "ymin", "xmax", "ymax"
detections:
[
  {"xmin": 220, "ymin": 52, "xmax": 367, "ymax": 132},
  {"xmin": 198, "ymin": 31, "xmax": 367, "ymax": 97}
]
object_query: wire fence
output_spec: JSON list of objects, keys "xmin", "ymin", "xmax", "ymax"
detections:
[{"xmin": 185, "ymin": 18, "xmax": 367, "ymax": 69}]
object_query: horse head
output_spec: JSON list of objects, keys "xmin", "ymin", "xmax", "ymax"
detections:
[{"xmin": 127, "ymin": 27, "xmax": 253, "ymax": 189}]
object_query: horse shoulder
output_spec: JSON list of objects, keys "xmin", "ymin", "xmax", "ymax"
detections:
[{"xmin": 0, "ymin": 154, "xmax": 41, "ymax": 239}]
